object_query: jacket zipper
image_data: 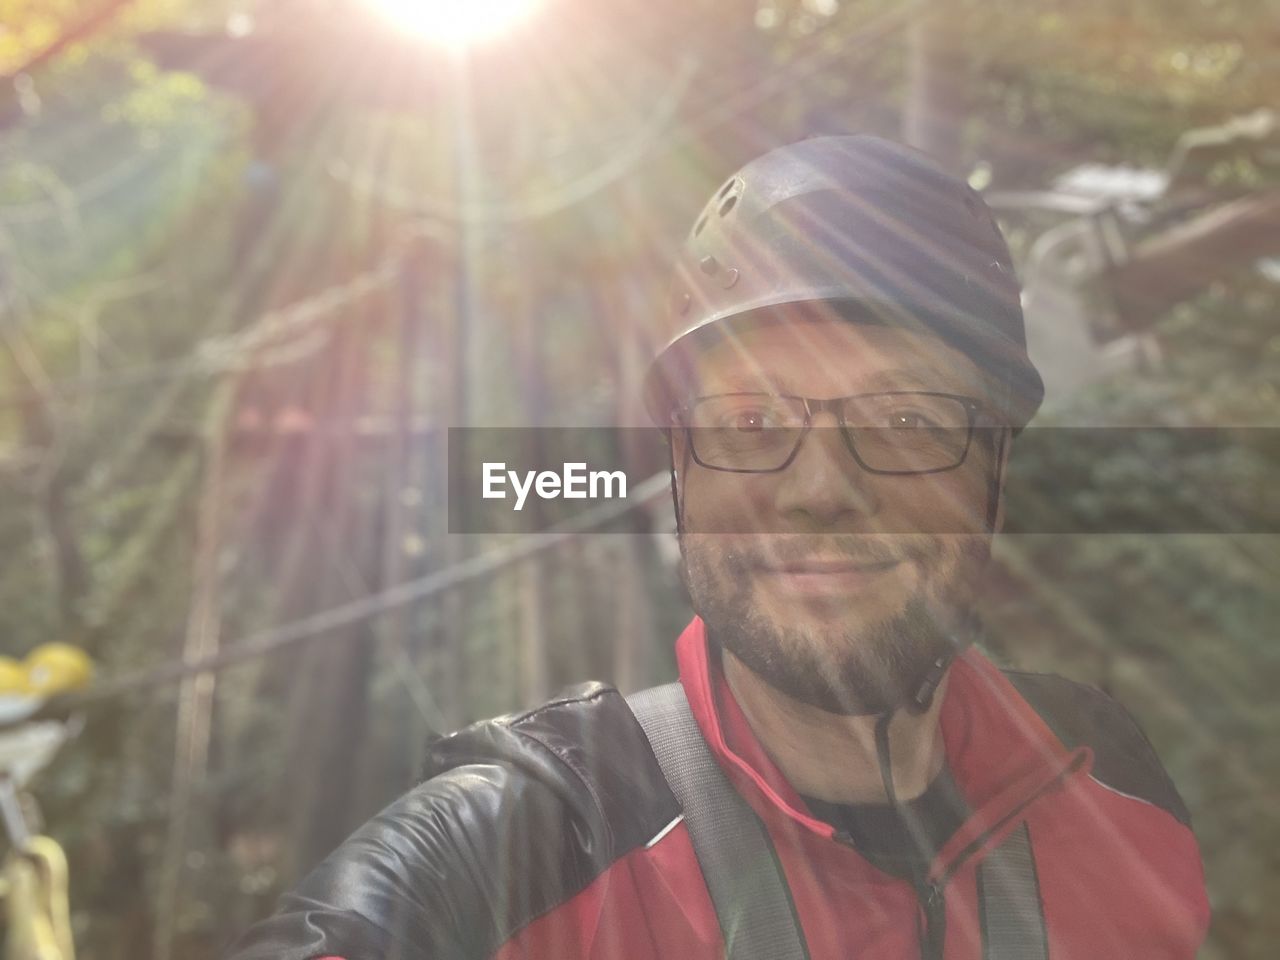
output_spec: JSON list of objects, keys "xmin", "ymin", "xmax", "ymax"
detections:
[{"xmin": 919, "ymin": 880, "xmax": 946, "ymax": 960}]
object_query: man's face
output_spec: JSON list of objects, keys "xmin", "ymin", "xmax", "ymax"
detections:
[{"xmin": 673, "ymin": 312, "xmax": 1007, "ymax": 716}]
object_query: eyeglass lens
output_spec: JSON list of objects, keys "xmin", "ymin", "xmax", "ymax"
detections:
[{"xmin": 687, "ymin": 393, "xmax": 972, "ymax": 474}]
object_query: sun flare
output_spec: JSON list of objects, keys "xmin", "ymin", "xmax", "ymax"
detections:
[{"xmin": 361, "ymin": 0, "xmax": 542, "ymax": 48}]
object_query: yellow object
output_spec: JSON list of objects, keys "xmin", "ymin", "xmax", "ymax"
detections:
[
  {"xmin": 21, "ymin": 648, "xmax": 93, "ymax": 698},
  {"xmin": 3, "ymin": 835, "xmax": 75, "ymax": 960},
  {"xmin": 0, "ymin": 661, "xmax": 27, "ymax": 698}
]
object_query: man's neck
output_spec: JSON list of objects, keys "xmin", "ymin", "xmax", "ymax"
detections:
[{"xmin": 722, "ymin": 650, "xmax": 949, "ymax": 805}]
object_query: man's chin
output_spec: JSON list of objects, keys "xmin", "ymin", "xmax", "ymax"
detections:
[
  {"xmin": 752, "ymin": 596, "xmax": 896, "ymax": 644},
  {"xmin": 701, "ymin": 587, "xmax": 966, "ymax": 716},
  {"xmin": 715, "ymin": 631, "xmax": 911, "ymax": 717}
]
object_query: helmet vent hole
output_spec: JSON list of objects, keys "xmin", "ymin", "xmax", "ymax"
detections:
[
  {"xmin": 718, "ymin": 194, "xmax": 738, "ymax": 217},
  {"xmin": 693, "ymin": 213, "xmax": 709, "ymax": 237},
  {"xmin": 716, "ymin": 178, "xmax": 737, "ymax": 200}
]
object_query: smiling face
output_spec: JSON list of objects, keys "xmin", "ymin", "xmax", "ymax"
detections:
[{"xmin": 673, "ymin": 310, "xmax": 1008, "ymax": 715}]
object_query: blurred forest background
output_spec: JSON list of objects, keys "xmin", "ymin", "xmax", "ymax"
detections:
[{"xmin": 0, "ymin": 0, "xmax": 1277, "ymax": 957}]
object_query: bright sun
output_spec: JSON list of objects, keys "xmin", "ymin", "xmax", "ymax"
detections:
[{"xmin": 361, "ymin": 0, "xmax": 542, "ymax": 48}]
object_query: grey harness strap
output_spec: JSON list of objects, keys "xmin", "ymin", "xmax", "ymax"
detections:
[
  {"xmin": 627, "ymin": 683, "xmax": 809, "ymax": 960},
  {"xmin": 627, "ymin": 682, "xmax": 1049, "ymax": 960},
  {"xmin": 976, "ymin": 823, "xmax": 1049, "ymax": 959}
]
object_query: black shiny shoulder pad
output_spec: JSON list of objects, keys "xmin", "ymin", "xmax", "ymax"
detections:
[{"xmin": 226, "ymin": 683, "xmax": 678, "ymax": 960}]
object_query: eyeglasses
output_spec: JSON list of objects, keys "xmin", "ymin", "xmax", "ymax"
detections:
[{"xmin": 678, "ymin": 392, "xmax": 983, "ymax": 475}]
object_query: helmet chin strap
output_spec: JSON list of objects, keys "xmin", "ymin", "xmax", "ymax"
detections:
[
  {"xmin": 905, "ymin": 423, "xmax": 1008, "ymax": 716},
  {"xmin": 874, "ymin": 706, "xmax": 939, "ymax": 951},
  {"xmin": 907, "ymin": 654, "xmax": 952, "ymax": 715}
]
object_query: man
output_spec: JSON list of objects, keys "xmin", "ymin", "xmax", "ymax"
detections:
[{"xmin": 228, "ymin": 136, "xmax": 1208, "ymax": 959}]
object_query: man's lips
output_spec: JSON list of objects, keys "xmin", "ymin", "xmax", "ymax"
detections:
[
  {"xmin": 758, "ymin": 557, "xmax": 903, "ymax": 574},
  {"xmin": 754, "ymin": 557, "xmax": 904, "ymax": 598}
]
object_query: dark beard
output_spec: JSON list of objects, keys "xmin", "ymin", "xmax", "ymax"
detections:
[{"xmin": 681, "ymin": 535, "xmax": 980, "ymax": 716}]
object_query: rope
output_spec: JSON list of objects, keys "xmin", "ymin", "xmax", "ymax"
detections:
[{"xmin": 15, "ymin": 472, "xmax": 672, "ymax": 725}]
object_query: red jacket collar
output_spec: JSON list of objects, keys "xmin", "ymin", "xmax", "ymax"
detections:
[{"xmin": 674, "ymin": 616, "xmax": 1091, "ymax": 880}]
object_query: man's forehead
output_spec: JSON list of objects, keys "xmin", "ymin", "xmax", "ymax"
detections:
[
  {"xmin": 709, "ymin": 367, "xmax": 946, "ymax": 395},
  {"xmin": 689, "ymin": 317, "xmax": 986, "ymax": 396}
]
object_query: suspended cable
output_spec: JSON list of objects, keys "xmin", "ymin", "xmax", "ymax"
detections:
[{"xmin": 14, "ymin": 472, "xmax": 671, "ymax": 726}]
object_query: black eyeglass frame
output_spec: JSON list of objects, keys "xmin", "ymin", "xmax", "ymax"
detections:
[{"xmin": 674, "ymin": 391, "xmax": 988, "ymax": 476}]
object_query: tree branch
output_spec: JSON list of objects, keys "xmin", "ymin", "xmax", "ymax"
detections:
[{"xmin": 1112, "ymin": 189, "xmax": 1280, "ymax": 328}]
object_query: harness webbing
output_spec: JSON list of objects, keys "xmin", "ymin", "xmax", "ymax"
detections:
[
  {"xmin": 627, "ymin": 683, "xmax": 810, "ymax": 960},
  {"xmin": 977, "ymin": 823, "xmax": 1049, "ymax": 959},
  {"xmin": 628, "ymin": 682, "xmax": 1050, "ymax": 960}
]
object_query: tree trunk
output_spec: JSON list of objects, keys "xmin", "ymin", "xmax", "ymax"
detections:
[
  {"xmin": 287, "ymin": 323, "xmax": 377, "ymax": 875},
  {"xmin": 903, "ymin": 0, "xmax": 972, "ymax": 173},
  {"xmin": 152, "ymin": 381, "xmax": 237, "ymax": 960}
]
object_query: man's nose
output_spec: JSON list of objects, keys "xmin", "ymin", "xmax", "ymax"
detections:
[{"xmin": 772, "ymin": 413, "xmax": 880, "ymax": 528}]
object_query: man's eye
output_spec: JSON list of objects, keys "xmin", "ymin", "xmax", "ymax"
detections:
[
  {"xmin": 886, "ymin": 410, "xmax": 938, "ymax": 429},
  {"xmin": 729, "ymin": 410, "xmax": 771, "ymax": 431}
]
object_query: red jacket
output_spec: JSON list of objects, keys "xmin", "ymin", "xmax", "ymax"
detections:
[{"xmin": 229, "ymin": 618, "xmax": 1209, "ymax": 959}]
